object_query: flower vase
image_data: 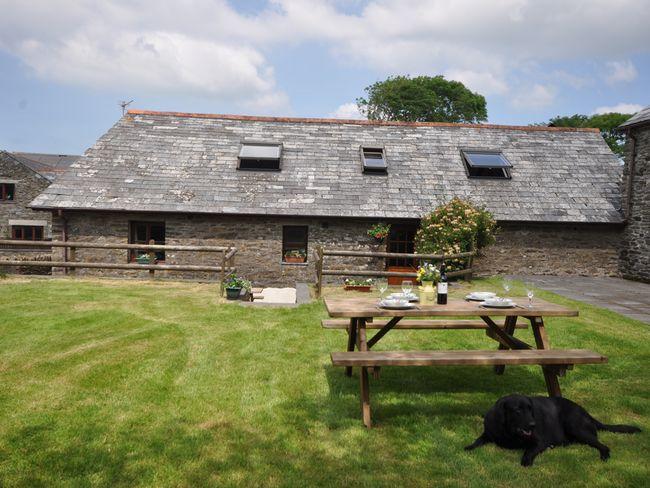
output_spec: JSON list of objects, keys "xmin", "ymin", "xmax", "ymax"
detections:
[{"xmin": 421, "ymin": 280, "xmax": 436, "ymax": 293}]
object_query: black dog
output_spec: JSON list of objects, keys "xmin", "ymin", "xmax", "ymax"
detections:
[{"xmin": 465, "ymin": 394, "xmax": 641, "ymax": 466}]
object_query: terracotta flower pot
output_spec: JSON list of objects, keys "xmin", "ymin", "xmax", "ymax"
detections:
[
  {"xmin": 344, "ymin": 285, "xmax": 372, "ymax": 292},
  {"xmin": 284, "ymin": 256, "xmax": 306, "ymax": 263}
]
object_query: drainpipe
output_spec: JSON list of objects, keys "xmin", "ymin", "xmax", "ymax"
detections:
[{"xmin": 624, "ymin": 131, "xmax": 637, "ymax": 222}]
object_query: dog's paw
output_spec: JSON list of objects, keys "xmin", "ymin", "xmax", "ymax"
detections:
[
  {"xmin": 600, "ymin": 448, "xmax": 610, "ymax": 461},
  {"xmin": 521, "ymin": 456, "xmax": 534, "ymax": 467}
]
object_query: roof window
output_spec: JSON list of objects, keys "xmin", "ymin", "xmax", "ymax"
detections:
[
  {"xmin": 462, "ymin": 150, "xmax": 511, "ymax": 179},
  {"xmin": 238, "ymin": 143, "xmax": 282, "ymax": 171},
  {"xmin": 361, "ymin": 147, "xmax": 387, "ymax": 174}
]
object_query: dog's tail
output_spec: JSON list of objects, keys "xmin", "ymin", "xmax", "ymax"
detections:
[{"xmin": 593, "ymin": 419, "xmax": 641, "ymax": 434}]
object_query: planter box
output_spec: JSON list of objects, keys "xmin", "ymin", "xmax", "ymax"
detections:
[
  {"xmin": 344, "ymin": 285, "xmax": 372, "ymax": 292},
  {"xmin": 225, "ymin": 287, "xmax": 242, "ymax": 300},
  {"xmin": 284, "ymin": 256, "xmax": 306, "ymax": 264}
]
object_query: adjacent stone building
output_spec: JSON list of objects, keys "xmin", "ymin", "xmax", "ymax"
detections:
[
  {"xmin": 28, "ymin": 110, "xmax": 624, "ymax": 285},
  {"xmin": 618, "ymin": 107, "xmax": 650, "ymax": 282},
  {"xmin": 0, "ymin": 152, "xmax": 79, "ymax": 269}
]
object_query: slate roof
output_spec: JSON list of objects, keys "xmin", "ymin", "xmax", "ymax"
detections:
[
  {"xmin": 617, "ymin": 106, "xmax": 650, "ymax": 130},
  {"xmin": 30, "ymin": 110, "xmax": 623, "ymax": 223},
  {"xmin": 10, "ymin": 152, "xmax": 81, "ymax": 181}
]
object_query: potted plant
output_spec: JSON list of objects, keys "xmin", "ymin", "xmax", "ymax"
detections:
[
  {"xmin": 416, "ymin": 262, "xmax": 440, "ymax": 292},
  {"xmin": 344, "ymin": 278, "xmax": 374, "ymax": 292},
  {"xmin": 136, "ymin": 253, "xmax": 153, "ymax": 264},
  {"xmin": 223, "ymin": 273, "xmax": 252, "ymax": 300},
  {"xmin": 284, "ymin": 249, "xmax": 307, "ymax": 263},
  {"xmin": 367, "ymin": 223, "xmax": 391, "ymax": 243}
]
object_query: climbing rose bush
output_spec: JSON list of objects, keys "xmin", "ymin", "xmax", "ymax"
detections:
[{"xmin": 414, "ymin": 198, "xmax": 497, "ymax": 271}]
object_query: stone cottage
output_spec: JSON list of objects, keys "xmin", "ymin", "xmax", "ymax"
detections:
[
  {"xmin": 619, "ymin": 106, "xmax": 650, "ymax": 282},
  {"xmin": 28, "ymin": 110, "xmax": 623, "ymax": 285},
  {"xmin": 0, "ymin": 151, "xmax": 79, "ymax": 266}
]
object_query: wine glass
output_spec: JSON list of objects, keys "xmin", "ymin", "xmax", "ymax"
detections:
[
  {"xmin": 377, "ymin": 280, "xmax": 388, "ymax": 302},
  {"xmin": 526, "ymin": 283, "xmax": 535, "ymax": 309},
  {"xmin": 502, "ymin": 279, "xmax": 511, "ymax": 298},
  {"xmin": 401, "ymin": 280, "xmax": 413, "ymax": 297}
]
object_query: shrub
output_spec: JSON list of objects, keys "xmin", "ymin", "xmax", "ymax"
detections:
[{"xmin": 414, "ymin": 198, "xmax": 497, "ymax": 271}]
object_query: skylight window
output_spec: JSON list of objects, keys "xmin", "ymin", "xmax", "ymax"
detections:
[
  {"xmin": 238, "ymin": 143, "xmax": 282, "ymax": 171},
  {"xmin": 361, "ymin": 147, "xmax": 387, "ymax": 174},
  {"xmin": 462, "ymin": 150, "xmax": 512, "ymax": 179}
]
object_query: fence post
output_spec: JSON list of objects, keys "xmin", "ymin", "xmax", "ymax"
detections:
[
  {"xmin": 315, "ymin": 245, "xmax": 324, "ymax": 298},
  {"xmin": 221, "ymin": 248, "xmax": 228, "ymax": 296},
  {"xmin": 148, "ymin": 239, "xmax": 155, "ymax": 278},
  {"xmin": 68, "ymin": 246, "xmax": 76, "ymax": 276},
  {"xmin": 467, "ymin": 242, "xmax": 475, "ymax": 281}
]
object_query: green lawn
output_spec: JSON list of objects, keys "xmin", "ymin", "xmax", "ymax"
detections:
[{"xmin": 0, "ymin": 277, "xmax": 648, "ymax": 487}]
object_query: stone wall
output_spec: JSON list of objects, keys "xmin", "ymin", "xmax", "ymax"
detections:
[
  {"xmin": 474, "ymin": 222, "xmax": 622, "ymax": 277},
  {"xmin": 47, "ymin": 211, "xmax": 623, "ymax": 285},
  {"xmin": 51, "ymin": 211, "xmax": 387, "ymax": 285},
  {"xmin": 0, "ymin": 153, "xmax": 52, "ymax": 269},
  {"xmin": 620, "ymin": 125, "xmax": 650, "ymax": 282}
]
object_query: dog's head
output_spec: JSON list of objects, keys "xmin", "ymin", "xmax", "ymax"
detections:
[{"xmin": 495, "ymin": 395, "xmax": 536, "ymax": 440}]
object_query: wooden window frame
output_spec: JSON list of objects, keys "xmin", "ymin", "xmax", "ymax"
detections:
[
  {"xmin": 128, "ymin": 221, "xmax": 166, "ymax": 262},
  {"xmin": 11, "ymin": 225, "xmax": 44, "ymax": 241},
  {"xmin": 0, "ymin": 183, "xmax": 16, "ymax": 201},
  {"xmin": 282, "ymin": 225, "xmax": 308, "ymax": 264}
]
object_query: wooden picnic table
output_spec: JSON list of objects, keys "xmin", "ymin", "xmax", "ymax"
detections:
[{"xmin": 324, "ymin": 296, "xmax": 607, "ymax": 428}]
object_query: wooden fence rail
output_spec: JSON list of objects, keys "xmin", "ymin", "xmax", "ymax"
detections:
[
  {"xmin": 0, "ymin": 239, "xmax": 237, "ymax": 287},
  {"xmin": 314, "ymin": 246, "xmax": 475, "ymax": 297}
]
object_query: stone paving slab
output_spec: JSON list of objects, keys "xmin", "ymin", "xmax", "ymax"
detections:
[{"xmin": 512, "ymin": 275, "xmax": 650, "ymax": 324}]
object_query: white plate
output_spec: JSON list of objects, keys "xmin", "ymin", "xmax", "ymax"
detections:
[
  {"xmin": 379, "ymin": 300, "xmax": 416, "ymax": 310},
  {"xmin": 466, "ymin": 292, "xmax": 497, "ymax": 301},
  {"xmin": 481, "ymin": 299, "xmax": 517, "ymax": 308},
  {"xmin": 388, "ymin": 292, "xmax": 419, "ymax": 302}
]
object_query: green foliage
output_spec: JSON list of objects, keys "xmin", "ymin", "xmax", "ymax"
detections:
[
  {"xmin": 357, "ymin": 75, "xmax": 488, "ymax": 123},
  {"xmin": 416, "ymin": 263, "xmax": 440, "ymax": 283},
  {"xmin": 415, "ymin": 198, "xmax": 497, "ymax": 270},
  {"xmin": 223, "ymin": 272, "xmax": 251, "ymax": 291},
  {"xmin": 546, "ymin": 112, "xmax": 633, "ymax": 156},
  {"xmin": 367, "ymin": 222, "xmax": 391, "ymax": 241}
]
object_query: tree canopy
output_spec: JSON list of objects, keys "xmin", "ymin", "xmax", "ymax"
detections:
[
  {"xmin": 356, "ymin": 75, "xmax": 487, "ymax": 124},
  {"xmin": 546, "ymin": 112, "xmax": 633, "ymax": 156}
]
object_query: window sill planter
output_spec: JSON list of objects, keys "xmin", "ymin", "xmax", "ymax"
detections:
[
  {"xmin": 344, "ymin": 285, "xmax": 372, "ymax": 292},
  {"xmin": 225, "ymin": 287, "xmax": 242, "ymax": 300},
  {"xmin": 136, "ymin": 256, "xmax": 154, "ymax": 265},
  {"xmin": 284, "ymin": 256, "xmax": 306, "ymax": 264}
]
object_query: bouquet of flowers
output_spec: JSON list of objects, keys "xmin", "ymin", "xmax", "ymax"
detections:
[{"xmin": 416, "ymin": 262, "xmax": 440, "ymax": 283}]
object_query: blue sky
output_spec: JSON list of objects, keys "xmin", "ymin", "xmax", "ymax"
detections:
[{"xmin": 0, "ymin": 0, "xmax": 648, "ymax": 155}]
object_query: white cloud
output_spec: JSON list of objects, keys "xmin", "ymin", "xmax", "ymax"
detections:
[
  {"xmin": 444, "ymin": 69, "xmax": 509, "ymax": 95},
  {"xmin": 328, "ymin": 102, "xmax": 364, "ymax": 119},
  {"xmin": 512, "ymin": 84, "xmax": 556, "ymax": 110},
  {"xmin": 593, "ymin": 103, "xmax": 644, "ymax": 115},
  {"xmin": 604, "ymin": 60, "xmax": 638, "ymax": 84},
  {"xmin": 0, "ymin": 0, "xmax": 649, "ymax": 115}
]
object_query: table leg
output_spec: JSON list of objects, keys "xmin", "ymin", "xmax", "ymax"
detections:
[
  {"xmin": 494, "ymin": 315, "xmax": 518, "ymax": 375},
  {"xmin": 345, "ymin": 318, "xmax": 358, "ymax": 377},
  {"xmin": 530, "ymin": 317, "xmax": 562, "ymax": 397},
  {"xmin": 358, "ymin": 318, "xmax": 372, "ymax": 428}
]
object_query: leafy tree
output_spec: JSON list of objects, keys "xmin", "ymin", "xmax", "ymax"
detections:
[
  {"xmin": 357, "ymin": 75, "xmax": 487, "ymax": 123},
  {"xmin": 547, "ymin": 113, "xmax": 633, "ymax": 156}
]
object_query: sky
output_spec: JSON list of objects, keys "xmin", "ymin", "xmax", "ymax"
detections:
[{"xmin": 0, "ymin": 0, "xmax": 649, "ymax": 155}]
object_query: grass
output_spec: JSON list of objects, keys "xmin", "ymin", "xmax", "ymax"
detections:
[{"xmin": 0, "ymin": 277, "xmax": 648, "ymax": 487}]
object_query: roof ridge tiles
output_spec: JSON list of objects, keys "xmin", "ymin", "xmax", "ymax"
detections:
[{"xmin": 127, "ymin": 109, "xmax": 601, "ymax": 133}]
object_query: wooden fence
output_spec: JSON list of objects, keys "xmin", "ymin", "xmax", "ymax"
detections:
[
  {"xmin": 314, "ymin": 246, "xmax": 475, "ymax": 297},
  {"xmin": 0, "ymin": 239, "xmax": 237, "ymax": 287}
]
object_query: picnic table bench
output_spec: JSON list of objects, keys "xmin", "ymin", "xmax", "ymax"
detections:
[{"xmin": 324, "ymin": 296, "xmax": 607, "ymax": 428}]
